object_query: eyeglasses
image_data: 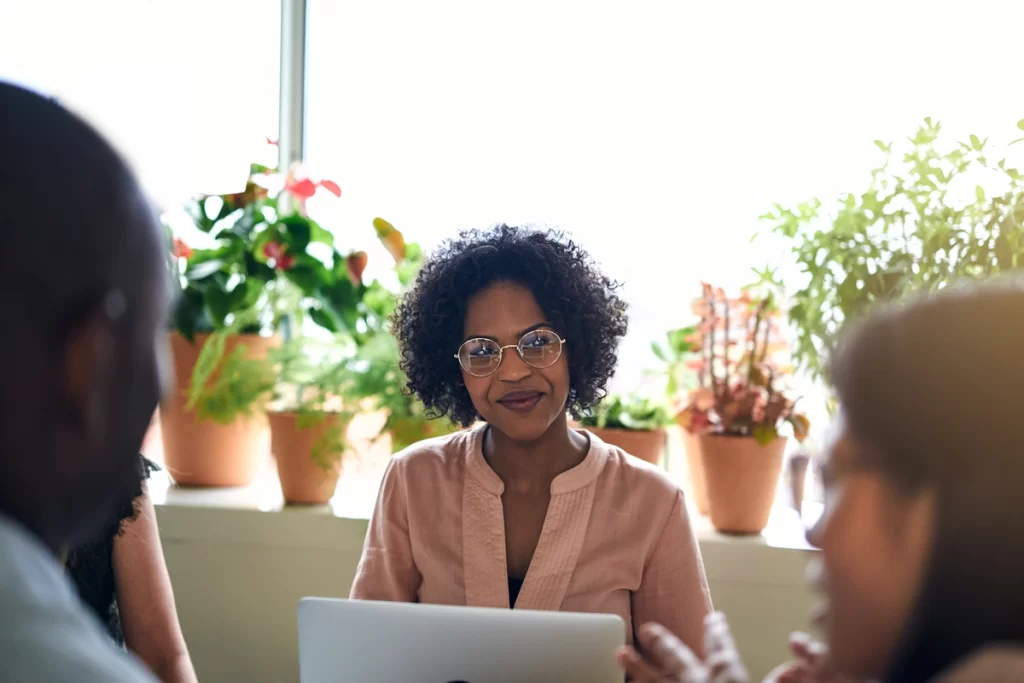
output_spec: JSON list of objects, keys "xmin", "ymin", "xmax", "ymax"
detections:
[{"xmin": 455, "ymin": 329, "xmax": 567, "ymax": 377}]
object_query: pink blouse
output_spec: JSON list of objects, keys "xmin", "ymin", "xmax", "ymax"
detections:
[{"xmin": 350, "ymin": 426, "xmax": 712, "ymax": 650}]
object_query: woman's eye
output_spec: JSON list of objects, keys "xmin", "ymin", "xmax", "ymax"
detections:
[
  {"xmin": 524, "ymin": 333, "xmax": 554, "ymax": 347},
  {"xmin": 470, "ymin": 345, "xmax": 497, "ymax": 357}
]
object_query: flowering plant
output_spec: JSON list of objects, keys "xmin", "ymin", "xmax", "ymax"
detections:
[
  {"xmin": 676, "ymin": 283, "xmax": 809, "ymax": 445},
  {"xmin": 170, "ymin": 148, "xmax": 359, "ymax": 340}
]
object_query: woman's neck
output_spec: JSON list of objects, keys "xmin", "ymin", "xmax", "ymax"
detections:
[{"xmin": 484, "ymin": 415, "xmax": 589, "ymax": 494}]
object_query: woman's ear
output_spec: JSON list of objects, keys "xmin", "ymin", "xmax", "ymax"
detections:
[{"xmin": 59, "ymin": 291, "xmax": 125, "ymax": 437}]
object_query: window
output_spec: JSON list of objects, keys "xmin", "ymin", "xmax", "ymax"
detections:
[
  {"xmin": 0, "ymin": 0, "xmax": 282, "ymax": 206},
  {"xmin": 303, "ymin": 1, "xmax": 1024, "ymax": 401}
]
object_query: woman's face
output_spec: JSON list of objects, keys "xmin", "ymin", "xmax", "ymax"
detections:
[
  {"xmin": 805, "ymin": 417, "xmax": 936, "ymax": 679},
  {"xmin": 460, "ymin": 282, "xmax": 571, "ymax": 443}
]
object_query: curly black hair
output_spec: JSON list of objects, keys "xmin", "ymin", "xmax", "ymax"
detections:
[{"xmin": 393, "ymin": 225, "xmax": 628, "ymax": 427}]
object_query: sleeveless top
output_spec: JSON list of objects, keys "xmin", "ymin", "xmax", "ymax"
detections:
[{"xmin": 64, "ymin": 455, "xmax": 158, "ymax": 647}]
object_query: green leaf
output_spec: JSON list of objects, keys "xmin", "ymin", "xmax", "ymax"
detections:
[
  {"xmin": 186, "ymin": 257, "xmax": 226, "ymax": 281},
  {"xmin": 285, "ymin": 265, "xmax": 323, "ymax": 295},
  {"xmin": 650, "ymin": 342, "xmax": 668, "ymax": 363},
  {"xmin": 970, "ymin": 134, "xmax": 983, "ymax": 151},
  {"xmin": 308, "ymin": 307, "xmax": 338, "ymax": 333},
  {"xmin": 279, "ymin": 214, "xmax": 312, "ymax": 251},
  {"xmin": 1018, "ymin": 118, "xmax": 1024, "ymax": 132},
  {"xmin": 205, "ymin": 286, "xmax": 234, "ymax": 326},
  {"xmin": 752, "ymin": 423, "xmax": 778, "ymax": 446},
  {"xmin": 976, "ymin": 185, "xmax": 986, "ymax": 203},
  {"xmin": 308, "ymin": 220, "xmax": 334, "ymax": 247}
]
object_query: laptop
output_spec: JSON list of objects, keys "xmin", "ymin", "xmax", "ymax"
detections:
[{"xmin": 297, "ymin": 598, "xmax": 625, "ymax": 683}]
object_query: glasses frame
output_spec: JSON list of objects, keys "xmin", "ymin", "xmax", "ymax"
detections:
[{"xmin": 454, "ymin": 330, "xmax": 568, "ymax": 377}]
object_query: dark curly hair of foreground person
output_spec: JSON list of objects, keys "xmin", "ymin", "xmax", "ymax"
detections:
[{"xmin": 393, "ymin": 225, "xmax": 629, "ymax": 427}]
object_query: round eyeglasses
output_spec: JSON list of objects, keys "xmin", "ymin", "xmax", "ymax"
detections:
[{"xmin": 455, "ymin": 329, "xmax": 567, "ymax": 377}]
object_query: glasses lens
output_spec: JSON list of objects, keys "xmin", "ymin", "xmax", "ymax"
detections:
[
  {"xmin": 459, "ymin": 338, "xmax": 501, "ymax": 375},
  {"xmin": 519, "ymin": 330, "xmax": 562, "ymax": 368}
]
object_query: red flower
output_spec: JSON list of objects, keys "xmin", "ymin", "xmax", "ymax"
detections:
[
  {"xmin": 263, "ymin": 242, "xmax": 295, "ymax": 271},
  {"xmin": 173, "ymin": 238, "xmax": 193, "ymax": 260},
  {"xmin": 346, "ymin": 251, "xmax": 368, "ymax": 285},
  {"xmin": 286, "ymin": 178, "xmax": 318, "ymax": 199},
  {"xmin": 319, "ymin": 179, "xmax": 342, "ymax": 197}
]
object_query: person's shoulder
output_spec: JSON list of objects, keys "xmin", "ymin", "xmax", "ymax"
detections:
[
  {"xmin": 589, "ymin": 432, "xmax": 684, "ymax": 504},
  {"xmin": 934, "ymin": 646, "xmax": 1024, "ymax": 683},
  {"xmin": 0, "ymin": 614, "xmax": 157, "ymax": 682},
  {"xmin": 0, "ymin": 529, "xmax": 155, "ymax": 682}
]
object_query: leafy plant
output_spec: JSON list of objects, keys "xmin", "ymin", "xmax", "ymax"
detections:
[
  {"xmin": 650, "ymin": 324, "xmax": 703, "ymax": 401},
  {"xmin": 185, "ymin": 320, "xmax": 277, "ymax": 425},
  {"xmin": 757, "ymin": 117, "xmax": 1024, "ymax": 381},
  {"xmin": 170, "ymin": 156, "xmax": 355, "ymax": 341},
  {"xmin": 579, "ymin": 394, "xmax": 671, "ymax": 432},
  {"xmin": 676, "ymin": 284, "xmax": 809, "ymax": 445},
  {"xmin": 267, "ymin": 336, "xmax": 356, "ymax": 470},
  {"xmin": 340, "ymin": 229, "xmax": 452, "ymax": 451}
]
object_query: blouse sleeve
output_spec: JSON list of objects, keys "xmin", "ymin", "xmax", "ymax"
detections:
[
  {"xmin": 631, "ymin": 490, "xmax": 713, "ymax": 658},
  {"xmin": 349, "ymin": 457, "xmax": 422, "ymax": 602}
]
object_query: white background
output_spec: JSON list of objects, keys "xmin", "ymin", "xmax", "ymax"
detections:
[{"xmin": 4, "ymin": 0, "xmax": 1023, "ymax": 407}]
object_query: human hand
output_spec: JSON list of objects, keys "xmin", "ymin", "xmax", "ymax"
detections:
[
  {"xmin": 766, "ymin": 632, "xmax": 854, "ymax": 683},
  {"xmin": 617, "ymin": 612, "xmax": 749, "ymax": 683}
]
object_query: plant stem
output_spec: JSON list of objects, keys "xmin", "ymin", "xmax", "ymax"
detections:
[
  {"xmin": 723, "ymin": 297, "xmax": 730, "ymax": 389},
  {"xmin": 706, "ymin": 291, "xmax": 719, "ymax": 399},
  {"xmin": 747, "ymin": 302, "xmax": 764, "ymax": 390}
]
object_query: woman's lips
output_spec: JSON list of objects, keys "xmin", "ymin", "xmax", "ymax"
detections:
[{"xmin": 497, "ymin": 391, "xmax": 543, "ymax": 413}]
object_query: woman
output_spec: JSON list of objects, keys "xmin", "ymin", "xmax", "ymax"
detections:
[
  {"xmin": 66, "ymin": 455, "xmax": 198, "ymax": 683},
  {"xmin": 351, "ymin": 225, "xmax": 712, "ymax": 653},
  {"xmin": 620, "ymin": 279, "xmax": 1024, "ymax": 682}
]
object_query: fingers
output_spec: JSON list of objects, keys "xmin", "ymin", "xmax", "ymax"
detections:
[
  {"xmin": 617, "ymin": 646, "xmax": 673, "ymax": 683},
  {"xmin": 704, "ymin": 613, "xmax": 749, "ymax": 683},
  {"xmin": 637, "ymin": 622, "xmax": 705, "ymax": 677},
  {"xmin": 772, "ymin": 662, "xmax": 812, "ymax": 683},
  {"xmin": 788, "ymin": 631, "xmax": 827, "ymax": 665}
]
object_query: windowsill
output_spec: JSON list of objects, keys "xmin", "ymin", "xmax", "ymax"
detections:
[{"xmin": 149, "ymin": 466, "xmax": 821, "ymax": 551}]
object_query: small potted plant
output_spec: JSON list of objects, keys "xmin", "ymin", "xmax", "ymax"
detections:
[
  {"xmin": 165, "ymin": 157, "xmax": 347, "ymax": 486},
  {"xmin": 264, "ymin": 337, "xmax": 355, "ymax": 505},
  {"xmin": 342, "ymin": 220, "xmax": 453, "ymax": 453},
  {"xmin": 677, "ymin": 284, "xmax": 809, "ymax": 534},
  {"xmin": 652, "ymin": 324, "xmax": 710, "ymax": 512},
  {"xmin": 579, "ymin": 394, "xmax": 670, "ymax": 466}
]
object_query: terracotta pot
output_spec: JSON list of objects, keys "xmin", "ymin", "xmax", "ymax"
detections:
[
  {"xmin": 681, "ymin": 429, "xmax": 709, "ymax": 515},
  {"xmin": 699, "ymin": 433, "xmax": 787, "ymax": 534},
  {"xmin": 269, "ymin": 411, "xmax": 347, "ymax": 505},
  {"xmin": 586, "ymin": 427, "xmax": 666, "ymax": 466},
  {"xmin": 160, "ymin": 332, "xmax": 277, "ymax": 487}
]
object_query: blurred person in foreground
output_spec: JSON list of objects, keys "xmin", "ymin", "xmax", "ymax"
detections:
[
  {"xmin": 619, "ymin": 279, "xmax": 1024, "ymax": 683},
  {"xmin": 0, "ymin": 81, "xmax": 173, "ymax": 682}
]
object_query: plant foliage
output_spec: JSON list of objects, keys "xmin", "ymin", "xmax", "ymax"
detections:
[{"xmin": 757, "ymin": 117, "xmax": 1024, "ymax": 380}]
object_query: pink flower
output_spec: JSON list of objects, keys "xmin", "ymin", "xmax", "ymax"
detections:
[
  {"xmin": 263, "ymin": 242, "xmax": 295, "ymax": 271},
  {"xmin": 173, "ymin": 238, "xmax": 193, "ymax": 260}
]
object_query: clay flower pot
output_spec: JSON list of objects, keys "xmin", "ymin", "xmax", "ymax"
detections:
[
  {"xmin": 698, "ymin": 433, "xmax": 787, "ymax": 534},
  {"xmin": 586, "ymin": 427, "xmax": 666, "ymax": 466},
  {"xmin": 269, "ymin": 411, "xmax": 348, "ymax": 505},
  {"xmin": 160, "ymin": 332, "xmax": 277, "ymax": 487},
  {"xmin": 681, "ymin": 428, "xmax": 709, "ymax": 515}
]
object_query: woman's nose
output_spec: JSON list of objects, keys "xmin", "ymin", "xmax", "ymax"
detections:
[{"xmin": 497, "ymin": 346, "xmax": 532, "ymax": 381}]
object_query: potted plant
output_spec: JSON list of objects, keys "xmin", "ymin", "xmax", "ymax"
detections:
[
  {"xmin": 264, "ymin": 336, "xmax": 355, "ymax": 505},
  {"xmin": 677, "ymin": 284, "xmax": 809, "ymax": 534},
  {"xmin": 578, "ymin": 394, "xmax": 670, "ymax": 466},
  {"xmin": 756, "ymin": 117, "xmax": 1024, "ymax": 382},
  {"xmin": 341, "ymin": 219, "xmax": 452, "ymax": 453},
  {"xmin": 652, "ymin": 325, "xmax": 710, "ymax": 512},
  {"xmin": 164, "ymin": 158, "xmax": 346, "ymax": 486}
]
